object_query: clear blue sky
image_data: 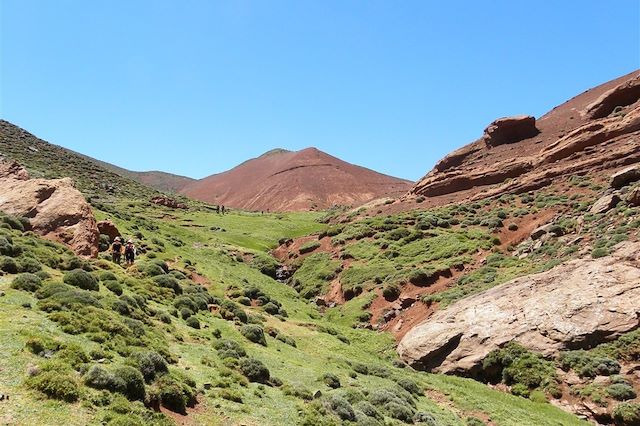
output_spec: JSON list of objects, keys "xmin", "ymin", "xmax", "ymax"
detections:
[{"xmin": 1, "ymin": 1, "xmax": 638, "ymax": 181}]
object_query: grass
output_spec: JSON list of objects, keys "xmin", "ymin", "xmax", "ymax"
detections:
[{"xmin": 1, "ymin": 143, "xmax": 618, "ymax": 425}]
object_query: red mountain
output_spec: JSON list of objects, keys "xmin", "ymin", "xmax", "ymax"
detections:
[{"xmin": 180, "ymin": 147, "xmax": 412, "ymax": 211}]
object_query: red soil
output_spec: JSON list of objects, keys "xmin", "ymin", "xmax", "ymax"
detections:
[{"xmin": 180, "ymin": 147, "xmax": 413, "ymax": 212}]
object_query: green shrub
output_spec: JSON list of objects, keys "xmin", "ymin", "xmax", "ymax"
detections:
[
  {"xmin": 466, "ymin": 417, "xmax": 486, "ymax": 426},
  {"xmin": 591, "ymin": 247, "xmax": 609, "ymax": 259},
  {"xmin": 219, "ymin": 388, "xmax": 243, "ymax": 403},
  {"xmin": 240, "ymin": 325, "xmax": 266, "ymax": 346},
  {"xmin": 84, "ymin": 365, "xmax": 123, "ymax": 391},
  {"xmin": 63, "ymin": 269, "xmax": 99, "ymax": 291},
  {"xmin": 239, "ymin": 357, "xmax": 270, "ymax": 383},
  {"xmin": 112, "ymin": 366, "xmax": 146, "ymax": 400},
  {"xmin": 386, "ymin": 401, "xmax": 414, "ymax": 422},
  {"xmin": 18, "ymin": 256, "xmax": 42, "ymax": 273},
  {"xmin": 612, "ymin": 402, "xmax": 640, "ymax": 425},
  {"xmin": 27, "ymin": 370, "xmax": 80, "ymax": 402},
  {"xmin": 214, "ymin": 339, "xmax": 246, "ymax": 360},
  {"xmin": 169, "ymin": 270, "xmax": 187, "ymax": 280},
  {"xmin": 186, "ymin": 316, "xmax": 200, "ymax": 329},
  {"xmin": 395, "ymin": 378, "xmax": 422, "ymax": 396},
  {"xmin": 558, "ymin": 351, "xmax": 620, "ymax": 377},
  {"xmin": 154, "ymin": 372, "xmax": 196, "ymax": 413},
  {"xmin": 104, "ymin": 280, "xmax": 123, "ymax": 295},
  {"xmin": 324, "ymin": 394, "xmax": 356, "ymax": 421},
  {"xmin": 11, "ymin": 273, "xmax": 42, "ymax": 292},
  {"xmin": 153, "ymin": 275, "xmax": 182, "ymax": 294},
  {"xmin": 0, "ymin": 256, "xmax": 18, "ymax": 273},
  {"xmin": 131, "ymin": 351, "xmax": 168, "ymax": 382},
  {"xmin": 321, "ymin": 373, "xmax": 341, "ymax": 389},
  {"xmin": 382, "ymin": 284, "xmax": 400, "ymax": 301},
  {"xmin": 508, "ymin": 223, "xmax": 519, "ymax": 231},
  {"xmin": 99, "ymin": 271, "xmax": 117, "ymax": 281},
  {"xmin": 249, "ymin": 254, "xmax": 279, "ymax": 278},
  {"xmin": 607, "ymin": 383, "xmax": 637, "ymax": 401}
]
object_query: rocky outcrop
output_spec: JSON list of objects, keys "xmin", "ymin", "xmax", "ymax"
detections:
[
  {"xmin": 482, "ymin": 115, "xmax": 539, "ymax": 147},
  {"xmin": 97, "ymin": 220, "xmax": 121, "ymax": 240},
  {"xmin": 151, "ymin": 196, "xmax": 188, "ymax": 209},
  {"xmin": 411, "ymin": 106, "xmax": 640, "ymax": 200},
  {"xmin": 590, "ymin": 193, "xmax": 621, "ymax": 214},
  {"xmin": 0, "ymin": 161, "xmax": 99, "ymax": 257},
  {"xmin": 397, "ymin": 241, "xmax": 640, "ymax": 374},
  {"xmin": 627, "ymin": 187, "xmax": 640, "ymax": 206},
  {"xmin": 611, "ymin": 164, "xmax": 640, "ymax": 189},
  {"xmin": 584, "ymin": 74, "xmax": 640, "ymax": 119},
  {"xmin": 0, "ymin": 160, "xmax": 29, "ymax": 180}
]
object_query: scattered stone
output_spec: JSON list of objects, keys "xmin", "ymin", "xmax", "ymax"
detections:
[
  {"xmin": 531, "ymin": 223, "xmax": 554, "ymax": 240},
  {"xmin": 399, "ymin": 296, "xmax": 416, "ymax": 309},
  {"xmin": 626, "ymin": 187, "xmax": 640, "ymax": 206},
  {"xmin": 313, "ymin": 390, "xmax": 323, "ymax": 399},
  {"xmin": 383, "ymin": 309, "xmax": 397, "ymax": 323},
  {"xmin": 203, "ymin": 383, "xmax": 212, "ymax": 390},
  {"xmin": 151, "ymin": 196, "xmax": 187, "ymax": 209},
  {"xmin": 611, "ymin": 165, "xmax": 640, "ymax": 188},
  {"xmin": 26, "ymin": 364, "xmax": 39, "ymax": 377},
  {"xmin": 590, "ymin": 193, "xmax": 621, "ymax": 214}
]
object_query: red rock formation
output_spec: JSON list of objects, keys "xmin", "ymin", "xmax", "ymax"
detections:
[
  {"xmin": 0, "ymin": 161, "xmax": 99, "ymax": 257},
  {"xmin": 151, "ymin": 196, "xmax": 188, "ymax": 209},
  {"xmin": 410, "ymin": 70, "xmax": 640, "ymax": 204},
  {"xmin": 481, "ymin": 115, "xmax": 539, "ymax": 147},
  {"xmin": 97, "ymin": 220, "xmax": 121, "ymax": 240}
]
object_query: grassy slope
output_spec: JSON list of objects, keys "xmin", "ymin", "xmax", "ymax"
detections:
[
  {"xmin": 0, "ymin": 123, "xmax": 588, "ymax": 425},
  {"xmin": 0, "ymin": 200, "xmax": 586, "ymax": 426}
]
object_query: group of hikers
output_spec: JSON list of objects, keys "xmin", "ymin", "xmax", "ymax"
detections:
[
  {"xmin": 111, "ymin": 236, "xmax": 136, "ymax": 265},
  {"xmin": 213, "ymin": 205, "xmax": 226, "ymax": 214}
]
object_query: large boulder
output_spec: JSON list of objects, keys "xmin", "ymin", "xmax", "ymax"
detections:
[
  {"xmin": 97, "ymin": 220, "xmax": 121, "ymax": 241},
  {"xmin": 0, "ymin": 160, "xmax": 29, "ymax": 180},
  {"xmin": 0, "ymin": 162, "xmax": 99, "ymax": 257},
  {"xmin": 590, "ymin": 193, "xmax": 621, "ymax": 214},
  {"xmin": 611, "ymin": 164, "xmax": 640, "ymax": 189},
  {"xmin": 481, "ymin": 115, "xmax": 539, "ymax": 147},
  {"xmin": 151, "ymin": 196, "xmax": 187, "ymax": 209},
  {"xmin": 397, "ymin": 241, "xmax": 640, "ymax": 374}
]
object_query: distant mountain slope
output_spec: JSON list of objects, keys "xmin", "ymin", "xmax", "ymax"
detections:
[
  {"xmin": 0, "ymin": 120, "xmax": 162, "ymax": 200},
  {"xmin": 87, "ymin": 158, "xmax": 195, "ymax": 193},
  {"xmin": 180, "ymin": 147, "xmax": 413, "ymax": 211}
]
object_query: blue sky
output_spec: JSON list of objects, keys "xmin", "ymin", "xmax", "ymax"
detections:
[{"xmin": 1, "ymin": 1, "xmax": 638, "ymax": 181}]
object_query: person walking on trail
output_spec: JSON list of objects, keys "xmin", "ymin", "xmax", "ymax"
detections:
[
  {"xmin": 221, "ymin": 205, "xmax": 226, "ymax": 215},
  {"xmin": 111, "ymin": 237, "xmax": 123, "ymax": 264},
  {"xmin": 124, "ymin": 239, "xmax": 136, "ymax": 266}
]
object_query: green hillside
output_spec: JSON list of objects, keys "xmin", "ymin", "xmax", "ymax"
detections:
[{"xmin": 0, "ymin": 122, "xmax": 593, "ymax": 425}]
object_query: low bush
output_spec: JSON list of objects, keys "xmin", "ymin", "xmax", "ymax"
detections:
[
  {"xmin": 612, "ymin": 402, "xmax": 640, "ymax": 425},
  {"xmin": 214, "ymin": 339, "xmax": 246, "ymax": 360},
  {"xmin": 324, "ymin": 394, "xmax": 356, "ymax": 421},
  {"xmin": 240, "ymin": 325, "xmax": 267, "ymax": 346},
  {"xmin": 27, "ymin": 370, "xmax": 80, "ymax": 402},
  {"xmin": 239, "ymin": 357, "xmax": 270, "ymax": 383},
  {"xmin": 112, "ymin": 366, "xmax": 146, "ymax": 400},
  {"xmin": 0, "ymin": 256, "xmax": 19, "ymax": 273},
  {"xmin": 321, "ymin": 373, "xmax": 341, "ymax": 389},
  {"xmin": 558, "ymin": 350, "xmax": 620, "ymax": 377},
  {"xmin": 11, "ymin": 273, "xmax": 42, "ymax": 292},
  {"xmin": 131, "ymin": 351, "xmax": 168, "ymax": 382},
  {"xmin": 382, "ymin": 284, "xmax": 400, "ymax": 301},
  {"xmin": 63, "ymin": 269, "xmax": 99, "ymax": 291},
  {"xmin": 153, "ymin": 275, "xmax": 182, "ymax": 294},
  {"xmin": 186, "ymin": 316, "xmax": 200, "ymax": 329},
  {"xmin": 607, "ymin": 383, "xmax": 637, "ymax": 401},
  {"xmin": 395, "ymin": 378, "xmax": 422, "ymax": 396},
  {"xmin": 104, "ymin": 280, "xmax": 123, "ymax": 295}
]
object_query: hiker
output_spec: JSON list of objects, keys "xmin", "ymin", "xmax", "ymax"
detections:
[
  {"xmin": 111, "ymin": 237, "xmax": 123, "ymax": 263},
  {"xmin": 124, "ymin": 239, "xmax": 136, "ymax": 265},
  {"xmin": 221, "ymin": 205, "xmax": 226, "ymax": 215}
]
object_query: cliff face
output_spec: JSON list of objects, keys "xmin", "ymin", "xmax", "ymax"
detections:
[{"xmin": 410, "ymin": 71, "xmax": 640, "ymax": 203}]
